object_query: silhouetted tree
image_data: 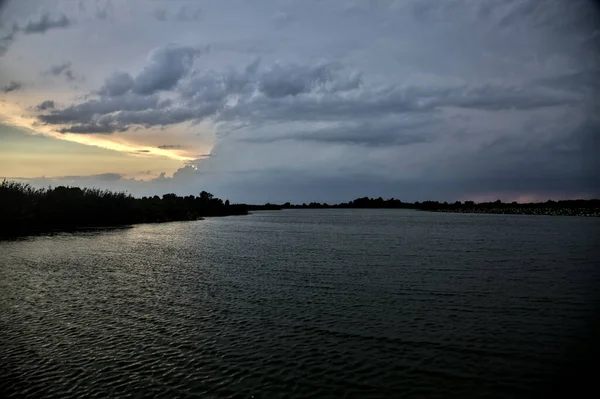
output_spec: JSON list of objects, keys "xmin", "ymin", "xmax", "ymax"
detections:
[
  {"xmin": 200, "ymin": 191, "xmax": 213, "ymax": 202},
  {"xmin": 0, "ymin": 180, "xmax": 249, "ymax": 238}
]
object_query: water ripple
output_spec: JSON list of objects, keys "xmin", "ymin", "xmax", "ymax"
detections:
[{"xmin": 2, "ymin": 210, "xmax": 599, "ymax": 398}]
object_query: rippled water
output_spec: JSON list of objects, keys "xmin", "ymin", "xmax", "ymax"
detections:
[{"xmin": 1, "ymin": 209, "xmax": 599, "ymax": 398}]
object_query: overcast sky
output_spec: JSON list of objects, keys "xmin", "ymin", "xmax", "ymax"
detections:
[{"xmin": 1, "ymin": 0, "xmax": 598, "ymax": 203}]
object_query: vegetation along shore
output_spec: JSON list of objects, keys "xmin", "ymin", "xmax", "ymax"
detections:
[
  {"xmin": 2, "ymin": 180, "xmax": 598, "ymax": 238},
  {"xmin": 0, "ymin": 181, "xmax": 247, "ymax": 238}
]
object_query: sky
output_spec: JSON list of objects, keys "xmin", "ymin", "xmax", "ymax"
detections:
[{"xmin": 0, "ymin": 0, "xmax": 599, "ymax": 203}]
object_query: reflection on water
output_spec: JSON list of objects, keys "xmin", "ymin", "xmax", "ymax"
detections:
[{"xmin": 1, "ymin": 210, "xmax": 599, "ymax": 398}]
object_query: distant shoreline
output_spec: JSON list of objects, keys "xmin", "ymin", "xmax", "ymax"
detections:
[
  {"xmin": 3, "ymin": 180, "xmax": 599, "ymax": 239},
  {"xmin": 259, "ymin": 198, "xmax": 600, "ymax": 217},
  {"xmin": 268, "ymin": 207, "xmax": 599, "ymax": 217}
]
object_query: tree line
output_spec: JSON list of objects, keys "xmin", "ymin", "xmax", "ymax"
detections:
[
  {"xmin": 3, "ymin": 180, "xmax": 599, "ymax": 237},
  {"xmin": 277, "ymin": 197, "xmax": 600, "ymax": 211},
  {"xmin": 0, "ymin": 180, "xmax": 247, "ymax": 237}
]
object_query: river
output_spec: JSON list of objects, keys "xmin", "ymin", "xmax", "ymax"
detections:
[{"xmin": 1, "ymin": 209, "xmax": 599, "ymax": 398}]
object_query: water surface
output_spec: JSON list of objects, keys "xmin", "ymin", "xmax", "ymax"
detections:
[{"xmin": 1, "ymin": 209, "xmax": 599, "ymax": 398}]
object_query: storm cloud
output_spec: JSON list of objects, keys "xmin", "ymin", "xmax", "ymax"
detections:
[
  {"xmin": 36, "ymin": 55, "xmax": 580, "ymax": 137},
  {"xmin": 133, "ymin": 45, "xmax": 204, "ymax": 95}
]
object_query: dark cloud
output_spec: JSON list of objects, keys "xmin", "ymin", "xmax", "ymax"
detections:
[
  {"xmin": 153, "ymin": 9, "xmax": 167, "ymax": 22},
  {"xmin": 258, "ymin": 62, "xmax": 361, "ymax": 98},
  {"xmin": 218, "ymin": 79, "xmax": 578, "ymax": 126},
  {"xmin": 176, "ymin": 6, "xmax": 202, "ymax": 22},
  {"xmin": 136, "ymin": 149, "xmax": 150, "ymax": 153},
  {"xmin": 411, "ymin": 0, "xmax": 596, "ymax": 34},
  {"xmin": 99, "ymin": 71, "xmax": 134, "ymax": 96},
  {"xmin": 94, "ymin": 103, "xmax": 220, "ymax": 129},
  {"xmin": 36, "ymin": 100, "xmax": 55, "ymax": 110},
  {"xmin": 153, "ymin": 6, "xmax": 202, "ymax": 22},
  {"xmin": 536, "ymin": 70, "xmax": 600, "ymax": 93},
  {"xmin": 549, "ymin": 119, "xmax": 600, "ymax": 173},
  {"xmin": 38, "ymin": 59, "xmax": 363, "ymax": 133},
  {"xmin": 35, "ymin": 44, "xmax": 212, "ymax": 132},
  {"xmin": 1, "ymin": 10, "xmax": 71, "ymax": 56},
  {"xmin": 44, "ymin": 61, "xmax": 77, "ymax": 81},
  {"xmin": 39, "ymin": 92, "xmax": 162, "ymax": 125},
  {"xmin": 22, "ymin": 12, "xmax": 71, "ymax": 34},
  {"xmin": 64, "ymin": 70, "xmax": 75, "ymax": 81},
  {"xmin": 219, "ymin": 85, "xmax": 438, "ymax": 124},
  {"xmin": 95, "ymin": 1, "xmax": 114, "ymax": 21},
  {"xmin": 497, "ymin": 0, "xmax": 597, "ymax": 33},
  {"xmin": 440, "ymin": 118, "xmax": 600, "ymax": 191},
  {"xmin": 446, "ymin": 85, "xmax": 579, "ymax": 111},
  {"xmin": 38, "ymin": 55, "xmax": 582, "ymax": 141},
  {"xmin": 132, "ymin": 45, "xmax": 203, "ymax": 95},
  {"xmin": 239, "ymin": 119, "xmax": 436, "ymax": 147},
  {"xmin": 157, "ymin": 144, "xmax": 182, "ymax": 149},
  {"xmin": 2, "ymin": 80, "xmax": 21, "ymax": 92},
  {"xmin": 497, "ymin": 0, "xmax": 542, "ymax": 27},
  {"xmin": 0, "ymin": 29, "xmax": 15, "ymax": 55},
  {"xmin": 44, "ymin": 100, "xmax": 219, "ymax": 134},
  {"xmin": 58, "ymin": 123, "xmax": 126, "ymax": 134},
  {"xmin": 48, "ymin": 62, "xmax": 71, "ymax": 76}
]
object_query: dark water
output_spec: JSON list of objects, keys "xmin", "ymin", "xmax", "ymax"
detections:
[{"xmin": 1, "ymin": 209, "xmax": 599, "ymax": 398}]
